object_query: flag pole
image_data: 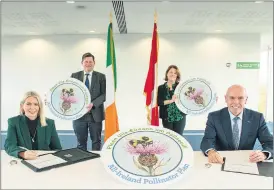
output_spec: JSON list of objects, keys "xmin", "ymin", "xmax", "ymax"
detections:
[
  {"xmin": 154, "ymin": 9, "xmax": 157, "ymax": 23},
  {"xmin": 154, "ymin": 9, "xmax": 159, "ymax": 126},
  {"xmin": 110, "ymin": 11, "xmax": 112, "ymax": 23}
]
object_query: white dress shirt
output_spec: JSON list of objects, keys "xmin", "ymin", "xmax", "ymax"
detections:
[{"xmin": 83, "ymin": 71, "xmax": 93, "ymax": 89}]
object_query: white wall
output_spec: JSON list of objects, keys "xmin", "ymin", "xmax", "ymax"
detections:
[
  {"xmin": 1, "ymin": 33, "xmax": 261, "ymax": 131},
  {"xmin": 259, "ymin": 33, "xmax": 273, "ymax": 121}
]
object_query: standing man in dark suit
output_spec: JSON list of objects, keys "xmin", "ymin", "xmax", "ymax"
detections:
[
  {"xmin": 200, "ymin": 85, "xmax": 273, "ymax": 163},
  {"xmin": 71, "ymin": 52, "xmax": 106, "ymax": 151}
]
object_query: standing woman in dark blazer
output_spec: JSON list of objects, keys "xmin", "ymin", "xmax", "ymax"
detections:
[
  {"xmin": 4, "ymin": 91, "xmax": 62, "ymax": 160},
  {"xmin": 157, "ymin": 65, "xmax": 186, "ymax": 135}
]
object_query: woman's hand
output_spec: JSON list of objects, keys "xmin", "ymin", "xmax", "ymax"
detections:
[
  {"xmin": 19, "ymin": 150, "xmax": 38, "ymax": 160},
  {"xmin": 164, "ymin": 95, "xmax": 177, "ymax": 105},
  {"xmin": 171, "ymin": 95, "xmax": 177, "ymax": 102}
]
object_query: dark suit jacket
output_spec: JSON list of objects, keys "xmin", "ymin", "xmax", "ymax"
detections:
[
  {"xmin": 200, "ymin": 107, "xmax": 273, "ymax": 157},
  {"xmin": 4, "ymin": 115, "xmax": 62, "ymax": 158},
  {"xmin": 71, "ymin": 70, "xmax": 106, "ymax": 122},
  {"xmin": 157, "ymin": 82, "xmax": 186, "ymax": 120}
]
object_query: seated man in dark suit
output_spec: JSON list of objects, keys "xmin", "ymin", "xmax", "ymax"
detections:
[{"xmin": 200, "ymin": 85, "xmax": 273, "ymax": 164}]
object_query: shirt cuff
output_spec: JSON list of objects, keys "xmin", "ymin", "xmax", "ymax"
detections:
[
  {"xmin": 262, "ymin": 151, "xmax": 272, "ymax": 160},
  {"xmin": 205, "ymin": 148, "xmax": 215, "ymax": 156}
]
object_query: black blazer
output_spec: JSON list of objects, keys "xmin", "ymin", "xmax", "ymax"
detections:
[
  {"xmin": 157, "ymin": 82, "xmax": 186, "ymax": 120},
  {"xmin": 71, "ymin": 70, "xmax": 106, "ymax": 122},
  {"xmin": 200, "ymin": 107, "xmax": 273, "ymax": 157}
]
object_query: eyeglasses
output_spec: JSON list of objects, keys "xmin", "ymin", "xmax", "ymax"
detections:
[
  {"xmin": 205, "ymin": 163, "xmax": 212, "ymax": 168},
  {"xmin": 9, "ymin": 160, "xmax": 18, "ymax": 165}
]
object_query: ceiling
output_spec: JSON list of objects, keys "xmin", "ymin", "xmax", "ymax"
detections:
[{"xmin": 1, "ymin": 0, "xmax": 273, "ymax": 36}]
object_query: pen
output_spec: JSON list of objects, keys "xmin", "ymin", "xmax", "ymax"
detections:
[
  {"xmin": 38, "ymin": 153, "xmax": 52, "ymax": 157},
  {"xmin": 19, "ymin": 146, "xmax": 51, "ymax": 157}
]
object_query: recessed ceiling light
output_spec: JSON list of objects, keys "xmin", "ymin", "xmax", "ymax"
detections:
[
  {"xmin": 215, "ymin": 29, "xmax": 222, "ymax": 32},
  {"xmin": 66, "ymin": 1, "xmax": 75, "ymax": 4},
  {"xmin": 76, "ymin": 5, "xmax": 86, "ymax": 9},
  {"xmin": 254, "ymin": 1, "xmax": 264, "ymax": 3},
  {"xmin": 89, "ymin": 30, "xmax": 95, "ymax": 33}
]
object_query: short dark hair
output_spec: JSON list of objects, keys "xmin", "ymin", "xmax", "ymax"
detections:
[
  {"xmin": 164, "ymin": 65, "xmax": 181, "ymax": 82},
  {"xmin": 81, "ymin": 52, "xmax": 95, "ymax": 62}
]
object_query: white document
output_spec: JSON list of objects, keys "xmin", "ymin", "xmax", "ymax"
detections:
[
  {"xmin": 25, "ymin": 154, "xmax": 67, "ymax": 169},
  {"xmin": 224, "ymin": 155, "xmax": 259, "ymax": 175}
]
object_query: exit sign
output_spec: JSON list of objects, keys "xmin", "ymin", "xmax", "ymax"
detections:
[{"xmin": 236, "ymin": 62, "xmax": 260, "ymax": 69}]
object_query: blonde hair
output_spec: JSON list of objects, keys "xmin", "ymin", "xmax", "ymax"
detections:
[{"xmin": 20, "ymin": 91, "xmax": 47, "ymax": 127}]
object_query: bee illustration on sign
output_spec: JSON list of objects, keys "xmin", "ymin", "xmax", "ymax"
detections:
[
  {"xmin": 184, "ymin": 86, "xmax": 205, "ymax": 107},
  {"xmin": 60, "ymin": 88, "xmax": 78, "ymax": 114},
  {"xmin": 129, "ymin": 136, "xmax": 153, "ymax": 148},
  {"xmin": 125, "ymin": 136, "xmax": 171, "ymax": 176}
]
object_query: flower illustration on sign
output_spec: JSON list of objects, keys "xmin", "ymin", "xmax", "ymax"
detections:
[
  {"xmin": 125, "ymin": 136, "xmax": 171, "ymax": 176},
  {"xmin": 184, "ymin": 87, "xmax": 205, "ymax": 107},
  {"xmin": 60, "ymin": 88, "xmax": 78, "ymax": 114}
]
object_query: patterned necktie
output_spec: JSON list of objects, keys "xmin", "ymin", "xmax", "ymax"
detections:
[
  {"xmin": 232, "ymin": 117, "xmax": 240, "ymax": 150},
  {"xmin": 85, "ymin": 74, "xmax": 89, "ymax": 89}
]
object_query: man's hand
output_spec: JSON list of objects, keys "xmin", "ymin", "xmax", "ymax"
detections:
[
  {"xmin": 249, "ymin": 151, "xmax": 266, "ymax": 163},
  {"xmin": 86, "ymin": 103, "xmax": 93, "ymax": 112},
  {"xmin": 19, "ymin": 150, "xmax": 38, "ymax": 160},
  {"xmin": 208, "ymin": 150, "xmax": 224, "ymax": 164}
]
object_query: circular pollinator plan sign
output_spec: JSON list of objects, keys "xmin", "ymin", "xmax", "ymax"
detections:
[
  {"xmin": 174, "ymin": 77, "xmax": 217, "ymax": 115},
  {"xmin": 46, "ymin": 78, "xmax": 91, "ymax": 120},
  {"xmin": 101, "ymin": 127, "xmax": 194, "ymax": 187}
]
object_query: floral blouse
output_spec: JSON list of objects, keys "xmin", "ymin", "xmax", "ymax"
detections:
[{"xmin": 165, "ymin": 83, "xmax": 183, "ymax": 122}]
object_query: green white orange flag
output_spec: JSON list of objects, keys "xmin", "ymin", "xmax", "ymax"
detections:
[{"xmin": 105, "ymin": 22, "xmax": 119, "ymax": 141}]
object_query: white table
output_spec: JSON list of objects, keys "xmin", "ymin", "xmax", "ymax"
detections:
[{"xmin": 1, "ymin": 150, "xmax": 273, "ymax": 189}]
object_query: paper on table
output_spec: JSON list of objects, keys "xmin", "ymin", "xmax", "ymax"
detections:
[
  {"xmin": 223, "ymin": 155, "xmax": 259, "ymax": 175},
  {"xmin": 24, "ymin": 154, "xmax": 67, "ymax": 169}
]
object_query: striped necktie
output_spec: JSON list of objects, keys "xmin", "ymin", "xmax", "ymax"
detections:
[{"xmin": 232, "ymin": 117, "xmax": 240, "ymax": 149}]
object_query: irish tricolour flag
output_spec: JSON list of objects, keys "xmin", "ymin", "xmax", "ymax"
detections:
[{"xmin": 104, "ymin": 22, "xmax": 119, "ymax": 141}]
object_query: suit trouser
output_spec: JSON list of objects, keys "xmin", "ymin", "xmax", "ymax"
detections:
[
  {"xmin": 162, "ymin": 116, "xmax": 186, "ymax": 136},
  {"xmin": 73, "ymin": 113, "xmax": 102, "ymax": 151}
]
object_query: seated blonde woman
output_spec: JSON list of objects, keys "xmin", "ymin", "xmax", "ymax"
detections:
[{"xmin": 4, "ymin": 91, "xmax": 62, "ymax": 160}]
